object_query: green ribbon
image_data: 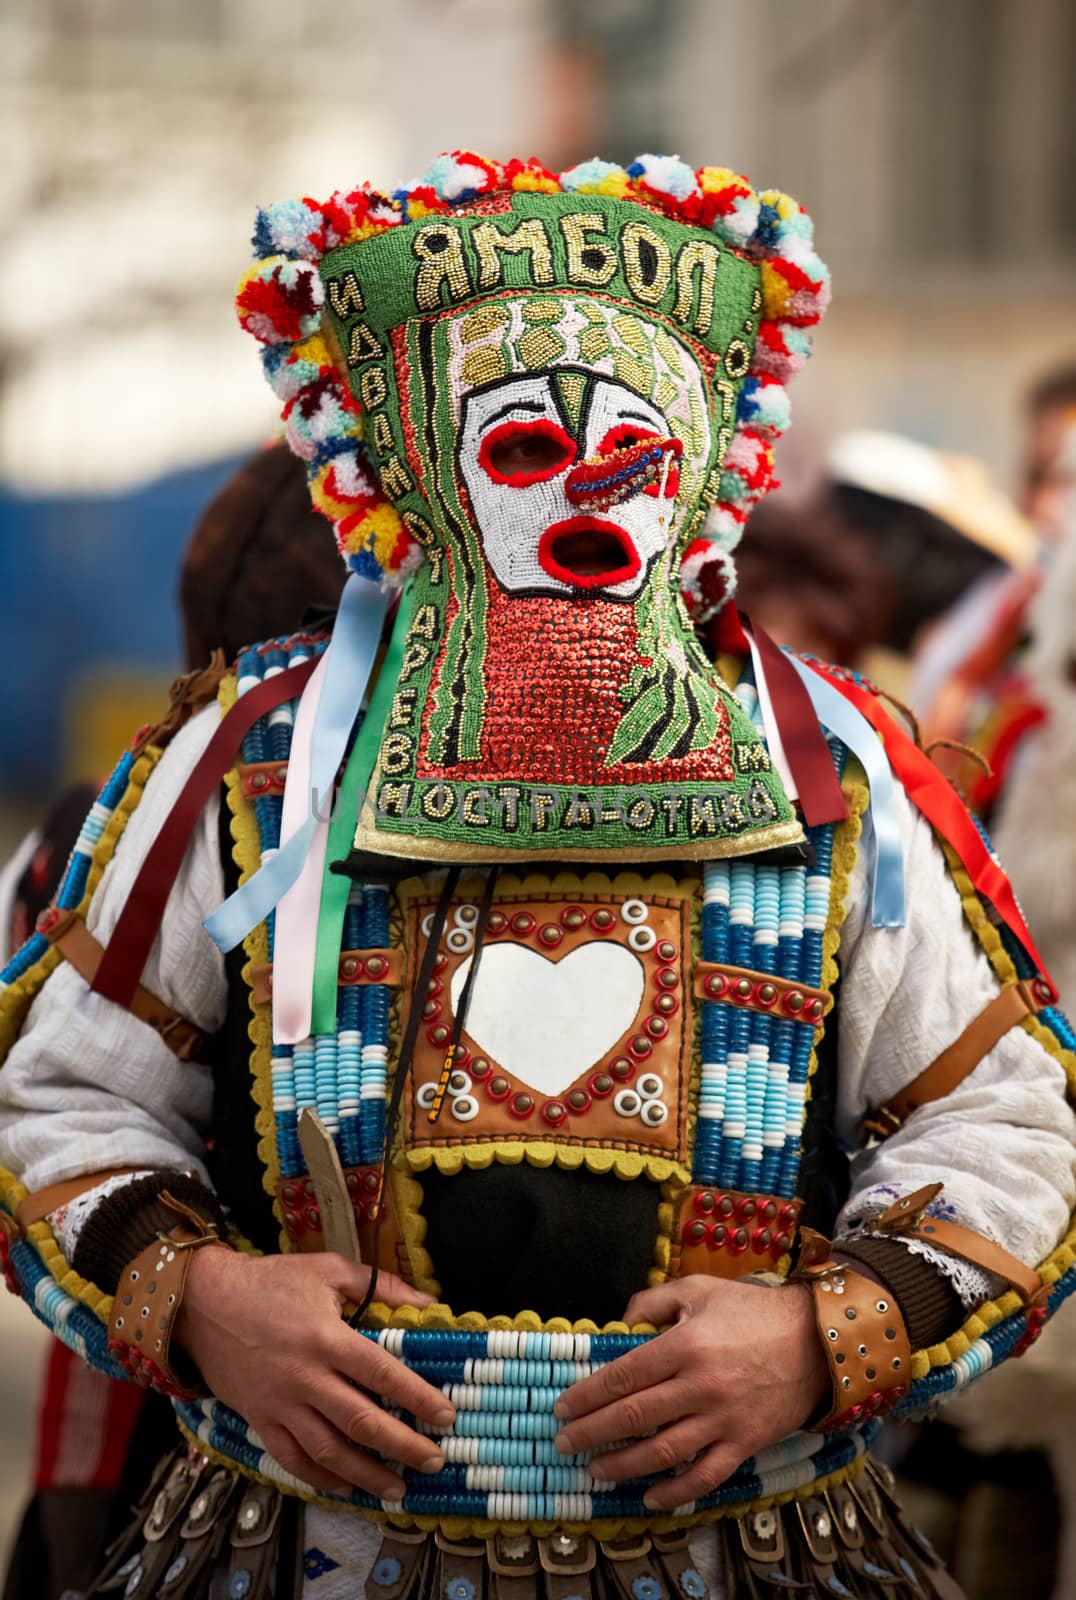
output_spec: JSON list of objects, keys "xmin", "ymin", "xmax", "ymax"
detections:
[{"xmin": 309, "ymin": 583, "xmax": 414, "ymax": 1037}]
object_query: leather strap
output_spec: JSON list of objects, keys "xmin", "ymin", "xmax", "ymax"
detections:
[
  {"xmin": 875, "ymin": 1183, "xmax": 1043, "ymax": 1303},
  {"xmin": 867, "ymin": 980, "xmax": 1047, "ymax": 1137},
  {"xmin": 694, "ymin": 960, "xmax": 831, "ymax": 1023},
  {"xmin": 37, "ymin": 908, "xmax": 207, "ymax": 1062},
  {"xmin": 16, "ymin": 1167, "xmax": 144, "ymax": 1229},
  {"xmin": 793, "ymin": 1240, "xmax": 912, "ymax": 1431},
  {"xmin": 92, "ymin": 655, "xmax": 319, "ymax": 1011}
]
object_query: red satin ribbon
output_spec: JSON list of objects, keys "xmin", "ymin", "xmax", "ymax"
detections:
[
  {"xmin": 741, "ymin": 617, "xmax": 849, "ymax": 828},
  {"xmin": 804, "ymin": 659, "xmax": 1058, "ymax": 1000},
  {"xmin": 93, "ymin": 654, "xmax": 320, "ymax": 1009}
]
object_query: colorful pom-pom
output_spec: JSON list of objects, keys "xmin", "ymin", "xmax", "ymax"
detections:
[{"xmin": 236, "ymin": 259, "xmax": 324, "ymax": 346}]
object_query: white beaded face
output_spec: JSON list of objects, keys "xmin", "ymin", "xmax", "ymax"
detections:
[{"xmin": 458, "ymin": 373, "xmax": 680, "ymax": 600}]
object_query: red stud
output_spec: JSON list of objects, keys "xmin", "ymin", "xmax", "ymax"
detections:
[
  {"xmin": 695, "ymin": 1190, "xmax": 717, "ymax": 1216},
  {"xmin": 539, "ymin": 924, "xmax": 563, "ymax": 948},
  {"xmin": 784, "ymin": 990, "xmax": 805, "ymax": 1015},
  {"xmin": 757, "ymin": 982, "xmax": 778, "ymax": 1008},
  {"xmin": 771, "ymin": 1230, "xmax": 792, "ymax": 1257},
  {"xmin": 705, "ymin": 973, "xmax": 728, "ymax": 1000},
  {"xmin": 590, "ymin": 908, "xmax": 616, "ymax": 933},
  {"xmin": 656, "ymin": 968, "xmax": 679, "ymax": 990},
  {"xmin": 684, "ymin": 1221, "xmax": 707, "ymax": 1245},
  {"xmin": 589, "ymin": 1073, "xmax": 615, "ymax": 1097},
  {"xmin": 654, "ymin": 993, "xmax": 679, "ymax": 1015},
  {"xmin": 629, "ymin": 1035, "xmax": 653, "ymax": 1059},
  {"xmin": 611, "ymin": 1057, "xmax": 635, "ymax": 1079},
  {"xmin": 423, "ymin": 999, "xmax": 440, "ymax": 1020},
  {"xmin": 806, "ymin": 997, "xmax": 825, "ymax": 1021},
  {"xmin": 470, "ymin": 1057, "xmax": 491, "ymax": 1079},
  {"xmin": 760, "ymin": 1201, "xmax": 777, "ymax": 1221},
  {"xmin": 487, "ymin": 913, "xmax": 507, "ymax": 936},
  {"xmin": 734, "ymin": 978, "xmax": 754, "ymax": 1002},
  {"xmin": 487, "ymin": 1076, "xmax": 511, "ymax": 1100},
  {"xmin": 645, "ymin": 1016, "xmax": 668, "ymax": 1039},
  {"xmin": 567, "ymin": 1089, "xmax": 591, "ymax": 1113},
  {"xmin": 656, "ymin": 941, "xmax": 677, "ymax": 962},
  {"xmin": 428, "ymin": 1024, "xmax": 450, "ymax": 1046},
  {"xmin": 709, "ymin": 1224, "xmax": 727, "ymax": 1249},
  {"xmin": 752, "ymin": 1227, "xmax": 771, "ymax": 1252},
  {"xmin": 543, "ymin": 1101, "xmax": 567, "ymax": 1125},
  {"xmin": 728, "ymin": 1228, "xmax": 749, "ymax": 1254},
  {"xmin": 433, "ymin": 952, "xmax": 449, "ymax": 972},
  {"xmin": 511, "ymin": 912, "xmax": 535, "ymax": 936},
  {"xmin": 509, "ymin": 1092, "xmax": 535, "ymax": 1119},
  {"xmin": 561, "ymin": 906, "xmax": 587, "ymax": 929},
  {"xmin": 365, "ymin": 955, "xmax": 388, "ymax": 979}
]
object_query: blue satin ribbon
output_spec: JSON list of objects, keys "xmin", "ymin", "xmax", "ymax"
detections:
[
  {"xmin": 788, "ymin": 657, "xmax": 906, "ymax": 929},
  {"xmin": 203, "ymin": 573, "xmax": 390, "ymax": 954}
]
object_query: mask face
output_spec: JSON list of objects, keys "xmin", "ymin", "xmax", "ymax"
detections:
[{"xmin": 458, "ymin": 371, "xmax": 690, "ymax": 601}]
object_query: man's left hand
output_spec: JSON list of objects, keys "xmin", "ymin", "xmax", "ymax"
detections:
[{"xmin": 553, "ymin": 1276, "xmax": 829, "ymax": 1509}]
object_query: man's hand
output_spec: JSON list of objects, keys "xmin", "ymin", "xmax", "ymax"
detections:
[
  {"xmin": 554, "ymin": 1276, "xmax": 829, "ymax": 1509},
  {"xmin": 174, "ymin": 1246, "xmax": 455, "ymax": 1499}
]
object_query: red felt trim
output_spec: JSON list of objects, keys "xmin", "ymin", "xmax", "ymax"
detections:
[
  {"xmin": 537, "ymin": 517, "xmax": 642, "ymax": 590},
  {"xmin": 805, "ymin": 659, "xmax": 1059, "ymax": 1000},
  {"xmin": 92, "ymin": 654, "xmax": 320, "ymax": 1010},
  {"xmin": 477, "ymin": 417, "xmax": 577, "ymax": 486}
]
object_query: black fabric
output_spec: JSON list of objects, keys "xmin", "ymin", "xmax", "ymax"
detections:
[
  {"xmin": 796, "ymin": 972, "xmax": 850, "ymax": 1241},
  {"xmin": 418, "ymin": 1162, "xmax": 661, "ymax": 1324},
  {"xmin": 70, "ymin": 1171, "xmax": 225, "ymax": 1295}
]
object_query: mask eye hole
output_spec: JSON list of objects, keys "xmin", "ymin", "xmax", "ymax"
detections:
[
  {"xmin": 478, "ymin": 418, "xmax": 577, "ymax": 486},
  {"xmin": 595, "ymin": 422, "xmax": 659, "ymax": 455}
]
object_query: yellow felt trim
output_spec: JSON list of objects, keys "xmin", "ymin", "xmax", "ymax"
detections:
[
  {"xmin": 390, "ymin": 1156, "xmax": 439, "ymax": 1297},
  {"xmin": 901, "ymin": 836, "xmax": 1076, "ymax": 1379},
  {"xmin": 404, "ymin": 1141, "xmax": 688, "ymax": 1185},
  {"xmin": 218, "ymin": 673, "xmax": 287, "ymax": 1255},
  {"xmin": 394, "ymin": 867, "xmax": 699, "ymax": 911},
  {"xmin": 175, "ymin": 1413, "xmax": 871, "ymax": 1538}
]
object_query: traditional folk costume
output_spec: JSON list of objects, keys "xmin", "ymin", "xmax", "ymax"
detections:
[{"xmin": 1, "ymin": 153, "xmax": 1074, "ymax": 1600}]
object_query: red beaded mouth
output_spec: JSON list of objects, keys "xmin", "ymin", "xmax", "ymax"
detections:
[{"xmin": 538, "ymin": 517, "xmax": 641, "ymax": 588}]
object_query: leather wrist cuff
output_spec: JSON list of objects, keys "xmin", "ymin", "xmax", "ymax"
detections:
[
  {"xmin": 107, "ymin": 1191, "xmax": 225, "ymax": 1399},
  {"xmin": 835, "ymin": 1234, "xmax": 964, "ymax": 1349},
  {"xmin": 793, "ymin": 1230, "xmax": 912, "ymax": 1432},
  {"xmin": 71, "ymin": 1170, "xmax": 226, "ymax": 1294}
]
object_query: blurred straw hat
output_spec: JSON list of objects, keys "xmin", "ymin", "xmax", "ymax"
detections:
[{"xmin": 828, "ymin": 429, "xmax": 1037, "ymax": 568}]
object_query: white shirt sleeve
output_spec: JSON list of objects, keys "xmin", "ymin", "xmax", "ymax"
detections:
[
  {"xmin": 831, "ymin": 778, "xmax": 1076, "ymax": 1286},
  {"xmin": 0, "ymin": 705, "xmax": 228, "ymax": 1194}
]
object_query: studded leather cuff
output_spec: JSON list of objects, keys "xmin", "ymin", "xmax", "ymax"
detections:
[
  {"xmin": 107, "ymin": 1191, "xmax": 226, "ymax": 1399},
  {"xmin": 793, "ymin": 1229, "xmax": 912, "ymax": 1432}
]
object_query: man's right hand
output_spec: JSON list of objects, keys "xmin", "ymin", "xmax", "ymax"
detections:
[{"xmin": 174, "ymin": 1246, "xmax": 454, "ymax": 1498}]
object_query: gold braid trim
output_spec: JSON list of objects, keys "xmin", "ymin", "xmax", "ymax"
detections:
[
  {"xmin": 218, "ymin": 672, "xmax": 287, "ymax": 1254},
  {"xmin": 907, "ymin": 837, "xmax": 1076, "ymax": 1380}
]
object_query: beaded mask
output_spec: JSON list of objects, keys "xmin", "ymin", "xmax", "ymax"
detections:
[{"xmin": 237, "ymin": 154, "xmax": 830, "ymax": 863}]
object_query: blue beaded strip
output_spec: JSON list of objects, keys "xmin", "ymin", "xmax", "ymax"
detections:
[
  {"xmin": 234, "ymin": 633, "xmax": 390, "ymax": 1178},
  {"xmin": 0, "ymin": 748, "xmax": 135, "ymax": 992},
  {"xmin": 695, "ymin": 676, "xmax": 845, "ymax": 1199}
]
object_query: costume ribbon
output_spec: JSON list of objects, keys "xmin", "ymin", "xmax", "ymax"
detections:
[
  {"xmin": 788, "ymin": 655, "xmax": 906, "ymax": 929},
  {"xmin": 270, "ymin": 649, "xmax": 331, "ymax": 1045},
  {"xmin": 744, "ymin": 631, "xmax": 798, "ymax": 805},
  {"xmin": 202, "ymin": 573, "xmax": 389, "ymax": 955},
  {"xmin": 803, "ymin": 659, "xmax": 1059, "ymax": 996},
  {"xmin": 309, "ymin": 583, "xmax": 414, "ymax": 1039},
  {"xmin": 741, "ymin": 619, "xmax": 847, "ymax": 828}
]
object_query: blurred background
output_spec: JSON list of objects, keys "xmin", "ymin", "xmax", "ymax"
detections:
[{"xmin": 2, "ymin": 1, "xmax": 1075, "ymax": 1594}]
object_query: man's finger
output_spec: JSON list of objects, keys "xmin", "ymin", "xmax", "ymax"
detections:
[
  {"xmin": 621, "ymin": 1280, "xmax": 694, "ymax": 1328},
  {"xmin": 312, "ymin": 1374, "xmax": 447, "ymax": 1475},
  {"xmin": 554, "ymin": 1330, "xmax": 684, "ymax": 1422},
  {"xmin": 317, "ymin": 1253, "xmax": 433, "ymax": 1309},
  {"xmin": 327, "ymin": 1327, "xmax": 456, "ymax": 1429},
  {"xmin": 585, "ymin": 1415, "xmax": 719, "ymax": 1487},
  {"xmin": 642, "ymin": 1439, "xmax": 745, "ymax": 1510},
  {"xmin": 555, "ymin": 1378, "xmax": 689, "ymax": 1456},
  {"xmin": 291, "ymin": 1405, "xmax": 408, "ymax": 1500},
  {"xmin": 258, "ymin": 1420, "xmax": 354, "ymax": 1497}
]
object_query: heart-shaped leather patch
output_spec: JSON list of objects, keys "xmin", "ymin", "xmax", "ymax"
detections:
[{"xmin": 449, "ymin": 941, "xmax": 646, "ymax": 1098}]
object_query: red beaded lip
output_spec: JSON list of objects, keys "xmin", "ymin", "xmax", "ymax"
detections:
[{"xmin": 538, "ymin": 516, "xmax": 641, "ymax": 589}]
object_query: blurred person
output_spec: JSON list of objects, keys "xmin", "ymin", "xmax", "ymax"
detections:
[
  {"xmin": 1, "ymin": 443, "xmax": 341, "ymax": 1600},
  {"xmin": 0, "ymin": 151, "xmax": 1072, "ymax": 1600},
  {"xmin": 822, "ymin": 432, "xmax": 1035, "ymax": 715},
  {"xmin": 914, "ymin": 365, "xmax": 1076, "ymax": 816},
  {"xmin": 730, "ymin": 495, "xmax": 896, "ymax": 665}
]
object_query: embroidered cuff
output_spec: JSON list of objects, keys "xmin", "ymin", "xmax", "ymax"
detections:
[
  {"xmin": 70, "ymin": 1170, "xmax": 225, "ymax": 1294},
  {"xmin": 834, "ymin": 1235, "xmax": 964, "ymax": 1349}
]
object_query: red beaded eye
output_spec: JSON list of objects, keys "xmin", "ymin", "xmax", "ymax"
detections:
[{"xmin": 478, "ymin": 417, "xmax": 577, "ymax": 486}]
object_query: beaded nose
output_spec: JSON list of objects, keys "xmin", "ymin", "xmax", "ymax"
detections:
[{"xmin": 565, "ymin": 435, "xmax": 682, "ymax": 512}]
